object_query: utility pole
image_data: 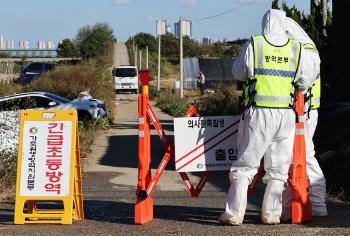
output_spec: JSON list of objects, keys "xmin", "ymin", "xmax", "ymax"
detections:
[
  {"xmin": 157, "ymin": 34, "xmax": 161, "ymax": 92},
  {"xmin": 179, "ymin": 17, "xmax": 184, "ymax": 98},
  {"xmin": 139, "ymin": 49, "xmax": 142, "ymax": 70},
  {"xmin": 322, "ymin": 0, "xmax": 328, "ymax": 37},
  {"xmin": 146, "ymin": 46, "xmax": 149, "ymax": 69},
  {"xmin": 135, "ymin": 45, "xmax": 138, "ymax": 67}
]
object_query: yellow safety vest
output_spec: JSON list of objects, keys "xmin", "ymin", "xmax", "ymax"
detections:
[
  {"xmin": 304, "ymin": 43, "xmax": 321, "ymax": 109},
  {"xmin": 243, "ymin": 36, "xmax": 301, "ymax": 108}
]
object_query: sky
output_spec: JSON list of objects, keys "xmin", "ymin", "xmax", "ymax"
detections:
[{"xmin": 0, "ymin": 0, "xmax": 326, "ymax": 47}]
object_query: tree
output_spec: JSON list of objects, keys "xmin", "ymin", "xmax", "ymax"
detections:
[
  {"xmin": 160, "ymin": 33, "xmax": 179, "ymax": 59},
  {"xmin": 198, "ymin": 43, "xmax": 225, "ymax": 58},
  {"xmin": 183, "ymin": 36, "xmax": 200, "ymax": 57},
  {"xmin": 132, "ymin": 33, "xmax": 157, "ymax": 53},
  {"xmin": 56, "ymin": 39, "xmax": 79, "ymax": 58},
  {"xmin": 272, "ymin": 0, "xmax": 279, "ymax": 9},
  {"xmin": 75, "ymin": 23, "xmax": 114, "ymax": 59}
]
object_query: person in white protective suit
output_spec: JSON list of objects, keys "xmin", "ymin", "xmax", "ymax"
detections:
[
  {"xmin": 219, "ymin": 9, "xmax": 314, "ymax": 225},
  {"xmin": 280, "ymin": 17, "xmax": 327, "ymax": 221}
]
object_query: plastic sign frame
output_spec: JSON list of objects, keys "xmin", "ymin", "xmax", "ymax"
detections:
[{"xmin": 14, "ymin": 109, "xmax": 84, "ymax": 224}]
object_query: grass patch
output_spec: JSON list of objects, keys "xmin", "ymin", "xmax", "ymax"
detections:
[
  {"xmin": 155, "ymin": 90, "xmax": 188, "ymax": 117},
  {"xmin": 79, "ymin": 117, "xmax": 110, "ymax": 159}
]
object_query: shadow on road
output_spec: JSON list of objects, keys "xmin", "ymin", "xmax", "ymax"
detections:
[
  {"xmin": 99, "ymin": 134, "xmax": 175, "ymax": 170},
  {"xmin": 82, "ymin": 199, "xmax": 350, "ymax": 227},
  {"xmin": 0, "ymin": 198, "xmax": 349, "ymax": 227},
  {"xmin": 83, "ymin": 199, "xmax": 260, "ymax": 226}
]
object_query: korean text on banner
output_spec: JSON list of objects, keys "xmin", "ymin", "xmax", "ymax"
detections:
[
  {"xmin": 174, "ymin": 115, "xmax": 240, "ymax": 172},
  {"xmin": 20, "ymin": 121, "xmax": 72, "ymax": 196}
]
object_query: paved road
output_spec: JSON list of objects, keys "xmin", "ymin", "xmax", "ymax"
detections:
[{"xmin": 113, "ymin": 42, "xmax": 130, "ymax": 67}]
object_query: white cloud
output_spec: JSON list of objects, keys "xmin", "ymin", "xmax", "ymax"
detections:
[
  {"xmin": 182, "ymin": 0, "xmax": 198, "ymax": 7},
  {"xmin": 112, "ymin": 0, "xmax": 132, "ymax": 5}
]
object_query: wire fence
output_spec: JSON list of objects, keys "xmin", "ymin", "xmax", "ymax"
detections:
[{"xmin": 0, "ymin": 61, "xmax": 16, "ymax": 84}]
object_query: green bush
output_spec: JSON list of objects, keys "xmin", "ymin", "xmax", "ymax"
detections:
[
  {"xmin": 199, "ymin": 84, "xmax": 240, "ymax": 116},
  {"xmin": 156, "ymin": 91, "xmax": 188, "ymax": 117},
  {"xmin": 148, "ymin": 84, "xmax": 159, "ymax": 99},
  {"xmin": 78, "ymin": 117, "xmax": 110, "ymax": 159}
]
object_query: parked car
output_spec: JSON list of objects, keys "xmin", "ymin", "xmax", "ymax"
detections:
[
  {"xmin": 112, "ymin": 65, "xmax": 138, "ymax": 94},
  {"xmin": 17, "ymin": 62, "xmax": 57, "ymax": 84},
  {"xmin": 0, "ymin": 92, "xmax": 107, "ymax": 120}
]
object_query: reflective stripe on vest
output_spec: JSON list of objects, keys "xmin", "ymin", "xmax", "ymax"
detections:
[
  {"xmin": 304, "ymin": 43, "xmax": 321, "ymax": 109},
  {"xmin": 311, "ymin": 72, "xmax": 321, "ymax": 109},
  {"xmin": 246, "ymin": 36, "xmax": 301, "ymax": 108}
]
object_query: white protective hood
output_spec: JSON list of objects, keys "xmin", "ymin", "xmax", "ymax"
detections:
[
  {"xmin": 286, "ymin": 17, "xmax": 316, "ymax": 46},
  {"xmin": 261, "ymin": 9, "xmax": 288, "ymax": 46}
]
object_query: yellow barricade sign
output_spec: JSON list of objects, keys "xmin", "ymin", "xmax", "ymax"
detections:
[{"xmin": 14, "ymin": 110, "xmax": 84, "ymax": 224}]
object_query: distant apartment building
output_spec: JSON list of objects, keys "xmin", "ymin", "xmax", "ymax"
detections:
[
  {"xmin": 5, "ymin": 40, "xmax": 14, "ymax": 49},
  {"xmin": 19, "ymin": 40, "xmax": 30, "ymax": 49},
  {"xmin": 37, "ymin": 41, "xmax": 46, "ymax": 49},
  {"xmin": 156, "ymin": 20, "xmax": 167, "ymax": 36},
  {"xmin": 174, "ymin": 19, "xmax": 192, "ymax": 38},
  {"xmin": 202, "ymin": 36, "xmax": 212, "ymax": 44},
  {"xmin": 166, "ymin": 24, "xmax": 171, "ymax": 34},
  {"xmin": 47, "ymin": 41, "xmax": 55, "ymax": 49},
  {"xmin": 0, "ymin": 35, "xmax": 4, "ymax": 49}
]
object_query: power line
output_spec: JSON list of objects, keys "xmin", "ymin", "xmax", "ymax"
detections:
[{"xmin": 194, "ymin": 0, "xmax": 257, "ymax": 21}]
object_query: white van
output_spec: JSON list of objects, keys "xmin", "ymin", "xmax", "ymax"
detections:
[{"xmin": 113, "ymin": 65, "xmax": 139, "ymax": 94}]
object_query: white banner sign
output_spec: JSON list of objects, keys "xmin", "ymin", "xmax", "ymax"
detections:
[
  {"xmin": 20, "ymin": 121, "xmax": 72, "ymax": 197},
  {"xmin": 174, "ymin": 115, "xmax": 240, "ymax": 172}
]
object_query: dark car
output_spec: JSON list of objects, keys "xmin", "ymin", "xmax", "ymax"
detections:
[{"xmin": 17, "ymin": 62, "xmax": 57, "ymax": 84}]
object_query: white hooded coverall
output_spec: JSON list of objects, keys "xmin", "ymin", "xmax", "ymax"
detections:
[
  {"xmin": 280, "ymin": 17, "xmax": 327, "ymax": 220},
  {"xmin": 221, "ymin": 9, "xmax": 313, "ymax": 225}
]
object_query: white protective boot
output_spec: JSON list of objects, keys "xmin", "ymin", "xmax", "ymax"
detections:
[
  {"xmin": 219, "ymin": 177, "xmax": 249, "ymax": 225},
  {"xmin": 261, "ymin": 180, "xmax": 285, "ymax": 224}
]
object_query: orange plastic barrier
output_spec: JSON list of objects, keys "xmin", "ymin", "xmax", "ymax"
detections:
[
  {"xmin": 135, "ymin": 73, "xmax": 212, "ymax": 224},
  {"xmin": 290, "ymin": 92, "xmax": 312, "ymax": 223},
  {"xmin": 135, "ymin": 70, "xmax": 153, "ymax": 224}
]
